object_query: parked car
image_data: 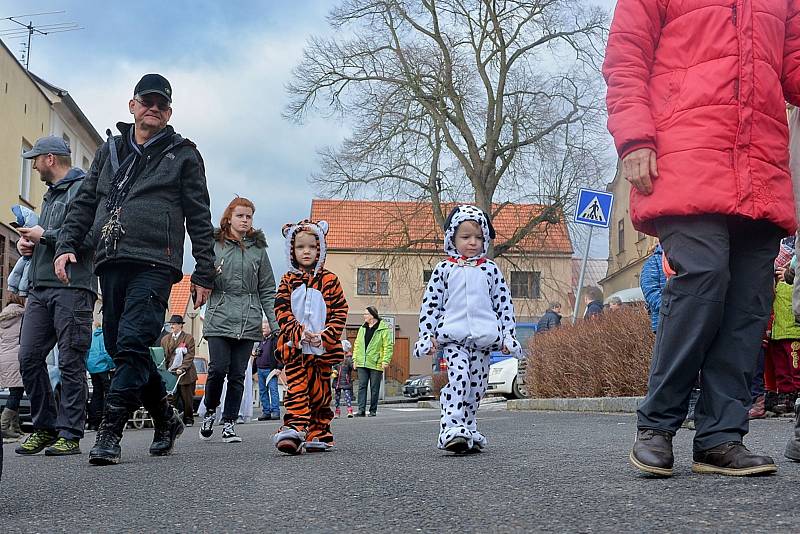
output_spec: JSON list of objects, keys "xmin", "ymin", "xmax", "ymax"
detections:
[
  {"xmin": 402, "ymin": 375, "xmax": 434, "ymax": 399},
  {"xmin": 487, "ymin": 322, "xmax": 537, "ymax": 399},
  {"xmin": 487, "ymin": 357, "xmax": 528, "ymax": 399},
  {"xmin": 489, "ymin": 322, "xmax": 537, "ymax": 365}
]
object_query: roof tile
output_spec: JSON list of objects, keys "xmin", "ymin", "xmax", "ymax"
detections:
[
  {"xmin": 169, "ymin": 275, "xmax": 192, "ymax": 318},
  {"xmin": 310, "ymin": 200, "xmax": 573, "ymax": 254}
]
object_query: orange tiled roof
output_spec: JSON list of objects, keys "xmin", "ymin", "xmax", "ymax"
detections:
[
  {"xmin": 310, "ymin": 200, "xmax": 573, "ymax": 255},
  {"xmin": 169, "ymin": 275, "xmax": 192, "ymax": 317}
]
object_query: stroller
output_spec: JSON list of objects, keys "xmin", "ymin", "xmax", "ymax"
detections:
[{"xmin": 127, "ymin": 347, "xmax": 182, "ymax": 430}]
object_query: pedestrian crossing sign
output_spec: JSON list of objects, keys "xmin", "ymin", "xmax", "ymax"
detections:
[{"xmin": 574, "ymin": 188, "xmax": 614, "ymax": 228}]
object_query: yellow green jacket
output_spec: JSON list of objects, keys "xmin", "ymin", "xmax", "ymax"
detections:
[
  {"xmin": 353, "ymin": 320, "xmax": 394, "ymax": 370},
  {"xmin": 772, "ymin": 282, "xmax": 800, "ymax": 340}
]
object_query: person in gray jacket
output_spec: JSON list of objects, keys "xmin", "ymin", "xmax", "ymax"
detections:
[
  {"xmin": 55, "ymin": 74, "xmax": 216, "ymax": 465},
  {"xmin": 13, "ymin": 135, "xmax": 96, "ymax": 457},
  {"xmin": 199, "ymin": 196, "xmax": 278, "ymax": 443}
]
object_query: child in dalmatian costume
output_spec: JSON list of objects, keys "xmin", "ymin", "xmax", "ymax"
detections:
[{"xmin": 414, "ymin": 205, "xmax": 520, "ymax": 454}]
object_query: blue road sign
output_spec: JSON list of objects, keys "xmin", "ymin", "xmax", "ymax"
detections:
[{"xmin": 574, "ymin": 188, "xmax": 614, "ymax": 228}]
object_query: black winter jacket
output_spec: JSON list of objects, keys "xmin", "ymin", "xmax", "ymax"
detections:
[
  {"xmin": 56, "ymin": 123, "xmax": 215, "ymax": 288},
  {"xmin": 30, "ymin": 168, "xmax": 97, "ymax": 294},
  {"xmin": 536, "ymin": 309, "xmax": 562, "ymax": 332}
]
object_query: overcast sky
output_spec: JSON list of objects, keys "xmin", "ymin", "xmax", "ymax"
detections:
[{"xmin": 1, "ymin": 0, "xmax": 618, "ymax": 275}]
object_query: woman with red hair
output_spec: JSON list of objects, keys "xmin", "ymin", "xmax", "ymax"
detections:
[{"xmin": 199, "ymin": 197, "xmax": 278, "ymax": 443}]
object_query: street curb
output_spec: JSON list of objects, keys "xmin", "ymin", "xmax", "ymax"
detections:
[
  {"xmin": 378, "ymin": 397, "xmax": 418, "ymax": 405},
  {"xmin": 507, "ymin": 396, "xmax": 644, "ymax": 413},
  {"xmin": 415, "ymin": 397, "xmax": 507, "ymax": 410}
]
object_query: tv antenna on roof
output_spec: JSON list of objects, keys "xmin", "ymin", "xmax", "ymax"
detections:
[{"xmin": 0, "ymin": 11, "xmax": 83, "ymax": 71}]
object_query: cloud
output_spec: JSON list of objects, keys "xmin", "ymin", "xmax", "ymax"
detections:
[
  {"xmin": 2, "ymin": 0, "xmax": 615, "ymax": 275},
  {"xmin": 1, "ymin": 1, "xmax": 345, "ymax": 276}
]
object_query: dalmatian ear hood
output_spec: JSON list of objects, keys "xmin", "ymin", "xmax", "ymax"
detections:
[
  {"xmin": 281, "ymin": 219, "xmax": 329, "ymax": 276},
  {"xmin": 443, "ymin": 205, "xmax": 496, "ymax": 259}
]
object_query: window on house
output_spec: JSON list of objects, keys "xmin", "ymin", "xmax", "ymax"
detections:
[
  {"xmin": 19, "ymin": 140, "xmax": 32, "ymax": 200},
  {"xmin": 510, "ymin": 271, "xmax": 541, "ymax": 299},
  {"xmin": 423, "ymin": 270, "xmax": 433, "ymax": 283},
  {"xmin": 357, "ymin": 268, "xmax": 389, "ymax": 295},
  {"xmin": 618, "ymin": 219, "xmax": 625, "ymax": 253},
  {"xmin": 62, "ymin": 132, "xmax": 70, "ymax": 148},
  {"xmin": 82, "ymin": 156, "xmax": 90, "ymax": 171}
]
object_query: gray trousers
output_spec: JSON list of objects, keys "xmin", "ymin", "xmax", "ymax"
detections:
[
  {"xmin": 637, "ymin": 215, "xmax": 782, "ymax": 451},
  {"xmin": 18, "ymin": 287, "xmax": 95, "ymax": 440}
]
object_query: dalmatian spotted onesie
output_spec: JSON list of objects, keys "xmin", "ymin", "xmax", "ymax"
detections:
[{"xmin": 414, "ymin": 205, "xmax": 520, "ymax": 451}]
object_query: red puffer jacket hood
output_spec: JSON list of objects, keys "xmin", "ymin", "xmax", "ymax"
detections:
[{"xmin": 603, "ymin": 0, "xmax": 800, "ymax": 236}]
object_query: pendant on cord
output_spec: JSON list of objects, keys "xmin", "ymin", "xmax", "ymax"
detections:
[{"xmin": 101, "ymin": 207, "xmax": 126, "ymax": 253}]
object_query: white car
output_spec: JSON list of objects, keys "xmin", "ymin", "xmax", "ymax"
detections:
[{"xmin": 487, "ymin": 357, "xmax": 527, "ymax": 399}]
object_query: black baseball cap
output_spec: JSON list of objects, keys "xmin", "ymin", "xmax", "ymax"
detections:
[{"xmin": 134, "ymin": 73, "xmax": 172, "ymax": 103}]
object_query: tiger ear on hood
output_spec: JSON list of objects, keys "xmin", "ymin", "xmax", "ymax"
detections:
[
  {"xmin": 281, "ymin": 223, "xmax": 294, "ymax": 238},
  {"xmin": 317, "ymin": 220, "xmax": 329, "ymax": 235}
]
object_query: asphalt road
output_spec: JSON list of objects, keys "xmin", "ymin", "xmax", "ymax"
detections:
[{"xmin": 2, "ymin": 405, "xmax": 800, "ymax": 533}]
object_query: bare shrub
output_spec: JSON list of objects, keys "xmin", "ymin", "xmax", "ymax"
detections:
[{"xmin": 526, "ymin": 304, "xmax": 654, "ymax": 398}]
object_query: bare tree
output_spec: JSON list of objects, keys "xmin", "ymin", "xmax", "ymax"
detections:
[{"xmin": 287, "ymin": 0, "xmax": 611, "ymax": 258}]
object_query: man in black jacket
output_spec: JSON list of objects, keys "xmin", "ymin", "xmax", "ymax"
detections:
[
  {"xmin": 13, "ymin": 136, "xmax": 96, "ymax": 458},
  {"xmin": 55, "ymin": 74, "xmax": 216, "ymax": 465},
  {"xmin": 583, "ymin": 286, "xmax": 604, "ymax": 319},
  {"xmin": 536, "ymin": 302, "xmax": 562, "ymax": 333}
]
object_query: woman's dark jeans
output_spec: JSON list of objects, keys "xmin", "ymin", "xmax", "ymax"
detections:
[{"xmin": 357, "ymin": 367, "xmax": 383, "ymax": 415}]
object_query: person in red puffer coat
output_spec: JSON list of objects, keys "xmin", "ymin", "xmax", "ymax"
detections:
[{"xmin": 604, "ymin": 0, "xmax": 800, "ymax": 478}]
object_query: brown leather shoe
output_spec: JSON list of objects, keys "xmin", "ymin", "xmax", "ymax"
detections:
[
  {"xmin": 748, "ymin": 395, "xmax": 766, "ymax": 419},
  {"xmin": 692, "ymin": 442, "xmax": 777, "ymax": 476},
  {"xmin": 630, "ymin": 429, "xmax": 673, "ymax": 477}
]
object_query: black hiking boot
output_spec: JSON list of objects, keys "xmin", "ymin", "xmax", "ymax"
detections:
[
  {"xmin": 149, "ymin": 400, "xmax": 184, "ymax": 456},
  {"xmin": 88, "ymin": 405, "xmax": 129, "ymax": 466}
]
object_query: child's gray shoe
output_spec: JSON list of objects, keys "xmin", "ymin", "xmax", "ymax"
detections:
[
  {"xmin": 305, "ymin": 438, "xmax": 332, "ymax": 453},
  {"xmin": 273, "ymin": 427, "xmax": 305, "ymax": 455}
]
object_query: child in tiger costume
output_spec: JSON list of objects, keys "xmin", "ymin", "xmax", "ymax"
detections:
[{"xmin": 272, "ymin": 219, "xmax": 348, "ymax": 454}]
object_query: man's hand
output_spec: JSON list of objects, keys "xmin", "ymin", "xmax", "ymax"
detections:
[
  {"xmin": 382, "ymin": 362, "xmax": 389, "ymax": 370},
  {"xmin": 16, "ymin": 237, "xmax": 34, "ymax": 257},
  {"xmin": 54, "ymin": 253, "xmax": 77, "ymax": 284},
  {"xmin": 191, "ymin": 284, "xmax": 211, "ymax": 309},
  {"xmin": 621, "ymin": 148, "xmax": 658, "ymax": 195},
  {"xmin": 17, "ymin": 225, "xmax": 44, "ymax": 244}
]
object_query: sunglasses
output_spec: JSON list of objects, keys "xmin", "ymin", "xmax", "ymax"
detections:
[{"xmin": 134, "ymin": 96, "xmax": 170, "ymax": 112}]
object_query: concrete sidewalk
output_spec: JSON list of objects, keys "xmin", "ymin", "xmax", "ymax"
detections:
[{"xmin": 507, "ymin": 396, "xmax": 644, "ymax": 413}]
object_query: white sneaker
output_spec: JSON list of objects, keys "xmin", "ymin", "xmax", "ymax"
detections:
[
  {"xmin": 199, "ymin": 411, "xmax": 215, "ymax": 441},
  {"xmin": 222, "ymin": 421, "xmax": 242, "ymax": 443}
]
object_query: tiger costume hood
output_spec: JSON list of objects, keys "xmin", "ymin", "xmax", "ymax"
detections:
[{"xmin": 282, "ymin": 219, "xmax": 329, "ymax": 277}]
